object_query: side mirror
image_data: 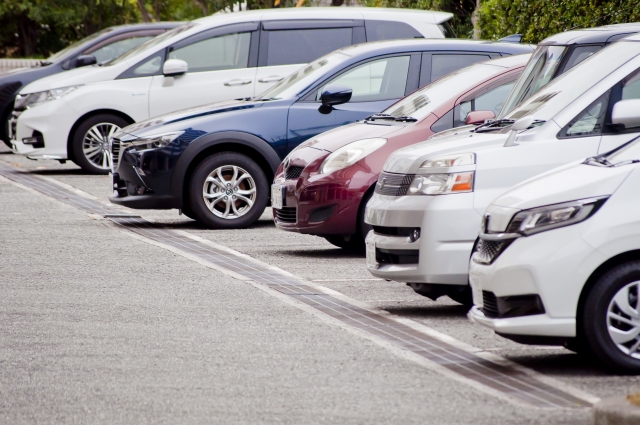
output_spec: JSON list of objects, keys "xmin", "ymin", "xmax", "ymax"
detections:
[
  {"xmin": 319, "ymin": 84, "xmax": 352, "ymax": 114},
  {"xmin": 163, "ymin": 59, "xmax": 188, "ymax": 77},
  {"xmin": 504, "ymin": 116, "xmax": 535, "ymax": 147},
  {"xmin": 465, "ymin": 110, "xmax": 495, "ymax": 125},
  {"xmin": 611, "ymin": 99, "xmax": 640, "ymax": 130},
  {"xmin": 76, "ymin": 55, "xmax": 97, "ymax": 68}
]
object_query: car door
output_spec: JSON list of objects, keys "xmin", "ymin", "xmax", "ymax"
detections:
[
  {"xmin": 286, "ymin": 53, "xmax": 420, "ymax": 149},
  {"xmin": 254, "ymin": 20, "xmax": 365, "ymax": 97},
  {"xmin": 598, "ymin": 67, "xmax": 640, "ymax": 153},
  {"xmin": 148, "ymin": 23, "xmax": 259, "ymax": 117}
]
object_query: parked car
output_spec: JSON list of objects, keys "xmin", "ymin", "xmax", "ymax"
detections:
[
  {"xmin": 271, "ymin": 54, "xmax": 531, "ymax": 250},
  {"xmin": 364, "ymin": 33, "xmax": 640, "ymax": 305},
  {"xmin": 0, "ymin": 22, "xmax": 180, "ymax": 148},
  {"xmin": 468, "ymin": 124, "xmax": 640, "ymax": 373},
  {"xmin": 10, "ymin": 8, "xmax": 455, "ymax": 174},
  {"xmin": 109, "ymin": 39, "xmax": 531, "ymax": 230}
]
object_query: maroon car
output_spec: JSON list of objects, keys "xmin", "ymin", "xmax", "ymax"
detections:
[{"xmin": 271, "ymin": 54, "xmax": 529, "ymax": 249}]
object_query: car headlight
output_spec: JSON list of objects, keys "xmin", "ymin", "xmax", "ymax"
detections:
[
  {"xmin": 319, "ymin": 138, "xmax": 387, "ymax": 174},
  {"xmin": 124, "ymin": 131, "xmax": 184, "ymax": 150},
  {"xmin": 14, "ymin": 85, "xmax": 82, "ymax": 109},
  {"xmin": 419, "ymin": 152, "xmax": 475, "ymax": 168},
  {"xmin": 504, "ymin": 197, "xmax": 608, "ymax": 236},
  {"xmin": 408, "ymin": 172, "xmax": 474, "ymax": 195}
]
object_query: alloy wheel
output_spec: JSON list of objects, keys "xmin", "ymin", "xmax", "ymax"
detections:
[
  {"xmin": 82, "ymin": 122, "xmax": 121, "ymax": 171},
  {"xmin": 607, "ymin": 280, "xmax": 640, "ymax": 359},
  {"xmin": 202, "ymin": 165, "xmax": 257, "ymax": 219}
]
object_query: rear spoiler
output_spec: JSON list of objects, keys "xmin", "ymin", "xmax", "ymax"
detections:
[
  {"xmin": 432, "ymin": 12, "xmax": 454, "ymax": 24},
  {"xmin": 498, "ymin": 34, "xmax": 523, "ymax": 43}
]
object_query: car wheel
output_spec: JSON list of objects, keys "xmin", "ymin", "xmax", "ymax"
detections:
[
  {"xmin": 71, "ymin": 114, "xmax": 128, "ymax": 174},
  {"xmin": 187, "ymin": 152, "xmax": 268, "ymax": 229},
  {"xmin": 448, "ymin": 286, "xmax": 473, "ymax": 308},
  {"xmin": 583, "ymin": 261, "xmax": 640, "ymax": 373},
  {"xmin": 1, "ymin": 106, "xmax": 13, "ymax": 148},
  {"xmin": 323, "ymin": 235, "xmax": 363, "ymax": 251},
  {"xmin": 181, "ymin": 204, "xmax": 196, "ymax": 221}
]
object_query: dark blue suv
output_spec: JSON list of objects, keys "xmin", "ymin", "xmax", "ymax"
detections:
[{"xmin": 110, "ymin": 39, "xmax": 533, "ymax": 229}]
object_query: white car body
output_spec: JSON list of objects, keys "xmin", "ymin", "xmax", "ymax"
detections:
[
  {"xmin": 364, "ymin": 34, "xmax": 640, "ymax": 291},
  {"xmin": 9, "ymin": 8, "xmax": 451, "ymax": 163}
]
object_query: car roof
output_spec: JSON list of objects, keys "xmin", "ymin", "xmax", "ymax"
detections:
[
  {"xmin": 540, "ymin": 22, "xmax": 640, "ymax": 45},
  {"xmin": 193, "ymin": 7, "xmax": 453, "ymax": 26},
  {"xmin": 337, "ymin": 38, "xmax": 535, "ymax": 58},
  {"xmin": 98, "ymin": 22, "xmax": 183, "ymax": 36}
]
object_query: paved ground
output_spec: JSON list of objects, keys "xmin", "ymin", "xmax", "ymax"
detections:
[{"xmin": 1, "ymin": 145, "xmax": 639, "ymax": 423}]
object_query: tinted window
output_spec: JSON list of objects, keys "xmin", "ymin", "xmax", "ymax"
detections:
[
  {"xmin": 365, "ymin": 20, "xmax": 422, "ymax": 41},
  {"xmin": 431, "ymin": 54, "xmax": 490, "ymax": 81},
  {"xmin": 133, "ymin": 54, "xmax": 163, "ymax": 76},
  {"xmin": 563, "ymin": 45, "xmax": 601, "ymax": 72},
  {"xmin": 453, "ymin": 82, "xmax": 515, "ymax": 126},
  {"xmin": 561, "ymin": 91, "xmax": 610, "ymax": 137},
  {"xmin": 169, "ymin": 32, "xmax": 251, "ymax": 72},
  {"xmin": 266, "ymin": 28, "xmax": 352, "ymax": 66},
  {"xmin": 89, "ymin": 36, "xmax": 154, "ymax": 64},
  {"xmin": 321, "ymin": 56, "xmax": 411, "ymax": 102}
]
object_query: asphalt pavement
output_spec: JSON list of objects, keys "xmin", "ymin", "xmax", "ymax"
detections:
[{"xmin": 1, "ymin": 145, "xmax": 639, "ymax": 424}]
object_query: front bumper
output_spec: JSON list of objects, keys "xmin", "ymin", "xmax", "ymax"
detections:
[
  {"xmin": 468, "ymin": 223, "xmax": 607, "ymax": 338},
  {"xmin": 364, "ymin": 192, "xmax": 480, "ymax": 285},
  {"xmin": 10, "ymin": 99, "xmax": 77, "ymax": 160}
]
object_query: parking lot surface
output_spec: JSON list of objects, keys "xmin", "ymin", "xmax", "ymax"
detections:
[{"xmin": 2, "ymin": 145, "xmax": 639, "ymax": 423}]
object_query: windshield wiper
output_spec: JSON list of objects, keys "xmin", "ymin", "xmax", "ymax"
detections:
[
  {"xmin": 394, "ymin": 116, "xmax": 417, "ymax": 122},
  {"xmin": 38, "ymin": 61, "xmax": 52, "ymax": 67},
  {"xmin": 365, "ymin": 113, "xmax": 395, "ymax": 122},
  {"xmin": 474, "ymin": 118, "xmax": 515, "ymax": 132},
  {"xmin": 585, "ymin": 155, "xmax": 613, "ymax": 167}
]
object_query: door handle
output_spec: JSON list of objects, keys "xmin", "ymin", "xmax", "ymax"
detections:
[
  {"xmin": 258, "ymin": 76, "xmax": 284, "ymax": 83},
  {"xmin": 224, "ymin": 79, "xmax": 252, "ymax": 86}
]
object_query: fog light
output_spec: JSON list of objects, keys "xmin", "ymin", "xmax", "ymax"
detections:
[
  {"xmin": 409, "ymin": 228, "xmax": 420, "ymax": 242},
  {"xmin": 22, "ymin": 137, "xmax": 39, "ymax": 145}
]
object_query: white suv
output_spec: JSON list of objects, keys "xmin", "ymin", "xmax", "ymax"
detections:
[
  {"xmin": 468, "ymin": 119, "xmax": 640, "ymax": 373},
  {"xmin": 364, "ymin": 33, "xmax": 640, "ymax": 305},
  {"xmin": 9, "ymin": 8, "xmax": 453, "ymax": 174}
]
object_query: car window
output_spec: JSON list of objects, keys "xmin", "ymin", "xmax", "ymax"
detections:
[
  {"xmin": 622, "ymin": 68, "xmax": 640, "ymax": 100},
  {"xmin": 364, "ymin": 20, "xmax": 422, "ymax": 41},
  {"xmin": 453, "ymin": 81, "xmax": 515, "ymax": 127},
  {"xmin": 88, "ymin": 36, "xmax": 154, "ymax": 64},
  {"xmin": 560, "ymin": 91, "xmax": 610, "ymax": 137},
  {"xmin": 169, "ymin": 32, "xmax": 251, "ymax": 72},
  {"xmin": 46, "ymin": 27, "xmax": 114, "ymax": 63},
  {"xmin": 562, "ymin": 45, "xmax": 601, "ymax": 72},
  {"xmin": 133, "ymin": 54, "xmax": 163, "ymax": 76},
  {"xmin": 431, "ymin": 54, "xmax": 490, "ymax": 81},
  {"xmin": 319, "ymin": 55, "xmax": 411, "ymax": 103},
  {"xmin": 266, "ymin": 28, "xmax": 352, "ymax": 66}
]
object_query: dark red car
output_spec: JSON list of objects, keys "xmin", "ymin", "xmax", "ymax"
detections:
[{"xmin": 271, "ymin": 54, "xmax": 529, "ymax": 248}]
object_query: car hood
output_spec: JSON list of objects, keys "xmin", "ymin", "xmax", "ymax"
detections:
[
  {"xmin": 383, "ymin": 128, "xmax": 508, "ymax": 174},
  {"xmin": 117, "ymin": 98, "xmax": 267, "ymax": 139},
  {"xmin": 298, "ymin": 120, "xmax": 410, "ymax": 153},
  {"xmin": 19, "ymin": 64, "xmax": 122, "ymax": 94},
  {"xmin": 483, "ymin": 161, "xmax": 635, "ymax": 232}
]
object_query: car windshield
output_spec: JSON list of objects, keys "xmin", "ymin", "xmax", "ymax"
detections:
[
  {"xmin": 46, "ymin": 28, "xmax": 114, "ymax": 63},
  {"xmin": 257, "ymin": 52, "xmax": 349, "ymax": 100},
  {"xmin": 504, "ymin": 41, "xmax": 640, "ymax": 122},
  {"xmin": 104, "ymin": 22, "xmax": 196, "ymax": 66},
  {"xmin": 383, "ymin": 62, "xmax": 514, "ymax": 121},
  {"xmin": 498, "ymin": 45, "xmax": 566, "ymax": 118}
]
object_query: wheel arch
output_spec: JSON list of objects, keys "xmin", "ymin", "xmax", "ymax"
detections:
[
  {"xmin": 356, "ymin": 181, "xmax": 378, "ymax": 237},
  {"xmin": 67, "ymin": 109, "xmax": 135, "ymax": 161},
  {"xmin": 172, "ymin": 131, "xmax": 282, "ymax": 208},
  {"xmin": 576, "ymin": 250, "xmax": 640, "ymax": 335}
]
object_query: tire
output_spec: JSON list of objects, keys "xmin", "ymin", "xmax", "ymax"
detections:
[
  {"xmin": 1, "ymin": 106, "xmax": 13, "ymax": 148},
  {"xmin": 582, "ymin": 261, "xmax": 640, "ymax": 373},
  {"xmin": 357, "ymin": 189, "xmax": 374, "ymax": 241},
  {"xmin": 181, "ymin": 204, "xmax": 196, "ymax": 220},
  {"xmin": 448, "ymin": 286, "xmax": 473, "ymax": 308},
  {"xmin": 71, "ymin": 113, "xmax": 129, "ymax": 174},
  {"xmin": 187, "ymin": 152, "xmax": 268, "ymax": 229},
  {"xmin": 323, "ymin": 234, "xmax": 364, "ymax": 251}
]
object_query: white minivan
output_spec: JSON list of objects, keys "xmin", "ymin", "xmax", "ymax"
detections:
[
  {"xmin": 9, "ymin": 8, "xmax": 453, "ymax": 173},
  {"xmin": 364, "ymin": 33, "xmax": 640, "ymax": 305},
  {"xmin": 468, "ymin": 121, "xmax": 640, "ymax": 373}
]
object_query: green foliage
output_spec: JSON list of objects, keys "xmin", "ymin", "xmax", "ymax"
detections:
[
  {"xmin": 477, "ymin": 0, "xmax": 640, "ymax": 43},
  {"xmin": 363, "ymin": 0, "xmax": 476, "ymax": 38}
]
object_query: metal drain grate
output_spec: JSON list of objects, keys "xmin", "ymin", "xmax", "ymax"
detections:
[{"xmin": 0, "ymin": 161, "xmax": 594, "ymax": 409}]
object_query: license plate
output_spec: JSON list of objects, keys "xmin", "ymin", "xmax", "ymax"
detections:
[
  {"xmin": 271, "ymin": 184, "xmax": 284, "ymax": 209},
  {"xmin": 366, "ymin": 240, "xmax": 378, "ymax": 269},
  {"xmin": 470, "ymin": 274, "xmax": 483, "ymax": 308}
]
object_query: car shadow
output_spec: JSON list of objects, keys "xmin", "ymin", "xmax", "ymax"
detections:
[
  {"xmin": 382, "ymin": 304, "xmax": 470, "ymax": 318},
  {"xmin": 27, "ymin": 168, "xmax": 90, "ymax": 176},
  {"xmin": 507, "ymin": 351, "xmax": 612, "ymax": 377},
  {"xmin": 126, "ymin": 218, "xmax": 276, "ymax": 231},
  {"xmin": 277, "ymin": 247, "xmax": 365, "ymax": 259}
]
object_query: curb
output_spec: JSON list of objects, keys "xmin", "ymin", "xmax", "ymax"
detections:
[{"xmin": 593, "ymin": 396, "xmax": 640, "ymax": 425}]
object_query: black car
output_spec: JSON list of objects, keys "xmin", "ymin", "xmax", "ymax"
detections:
[
  {"xmin": 110, "ymin": 39, "xmax": 533, "ymax": 229},
  {"xmin": 0, "ymin": 22, "xmax": 180, "ymax": 147}
]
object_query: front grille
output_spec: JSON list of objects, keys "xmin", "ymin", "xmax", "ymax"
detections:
[
  {"xmin": 376, "ymin": 248, "xmax": 419, "ymax": 265},
  {"xmin": 285, "ymin": 165, "xmax": 304, "ymax": 180},
  {"xmin": 375, "ymin": 172, "xmax": 415, "ymax": 196},
  {"xmin": 274, "ymin": 206, "xmax": 296, "ymax": 223},
  {"xmin": 482, "ymin": 291, "xmax": 499, "ymax": 318},
  {"xmin": 472, "ymin": 238, "xmax": 514, "ymax": 265},
  {"xmin": 372, "ymin": 226, "xmax": 416, "ymax": 237},
  {"xmin": 111, "ymin": 138, "xmax": 121, "ymax": 171}
]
